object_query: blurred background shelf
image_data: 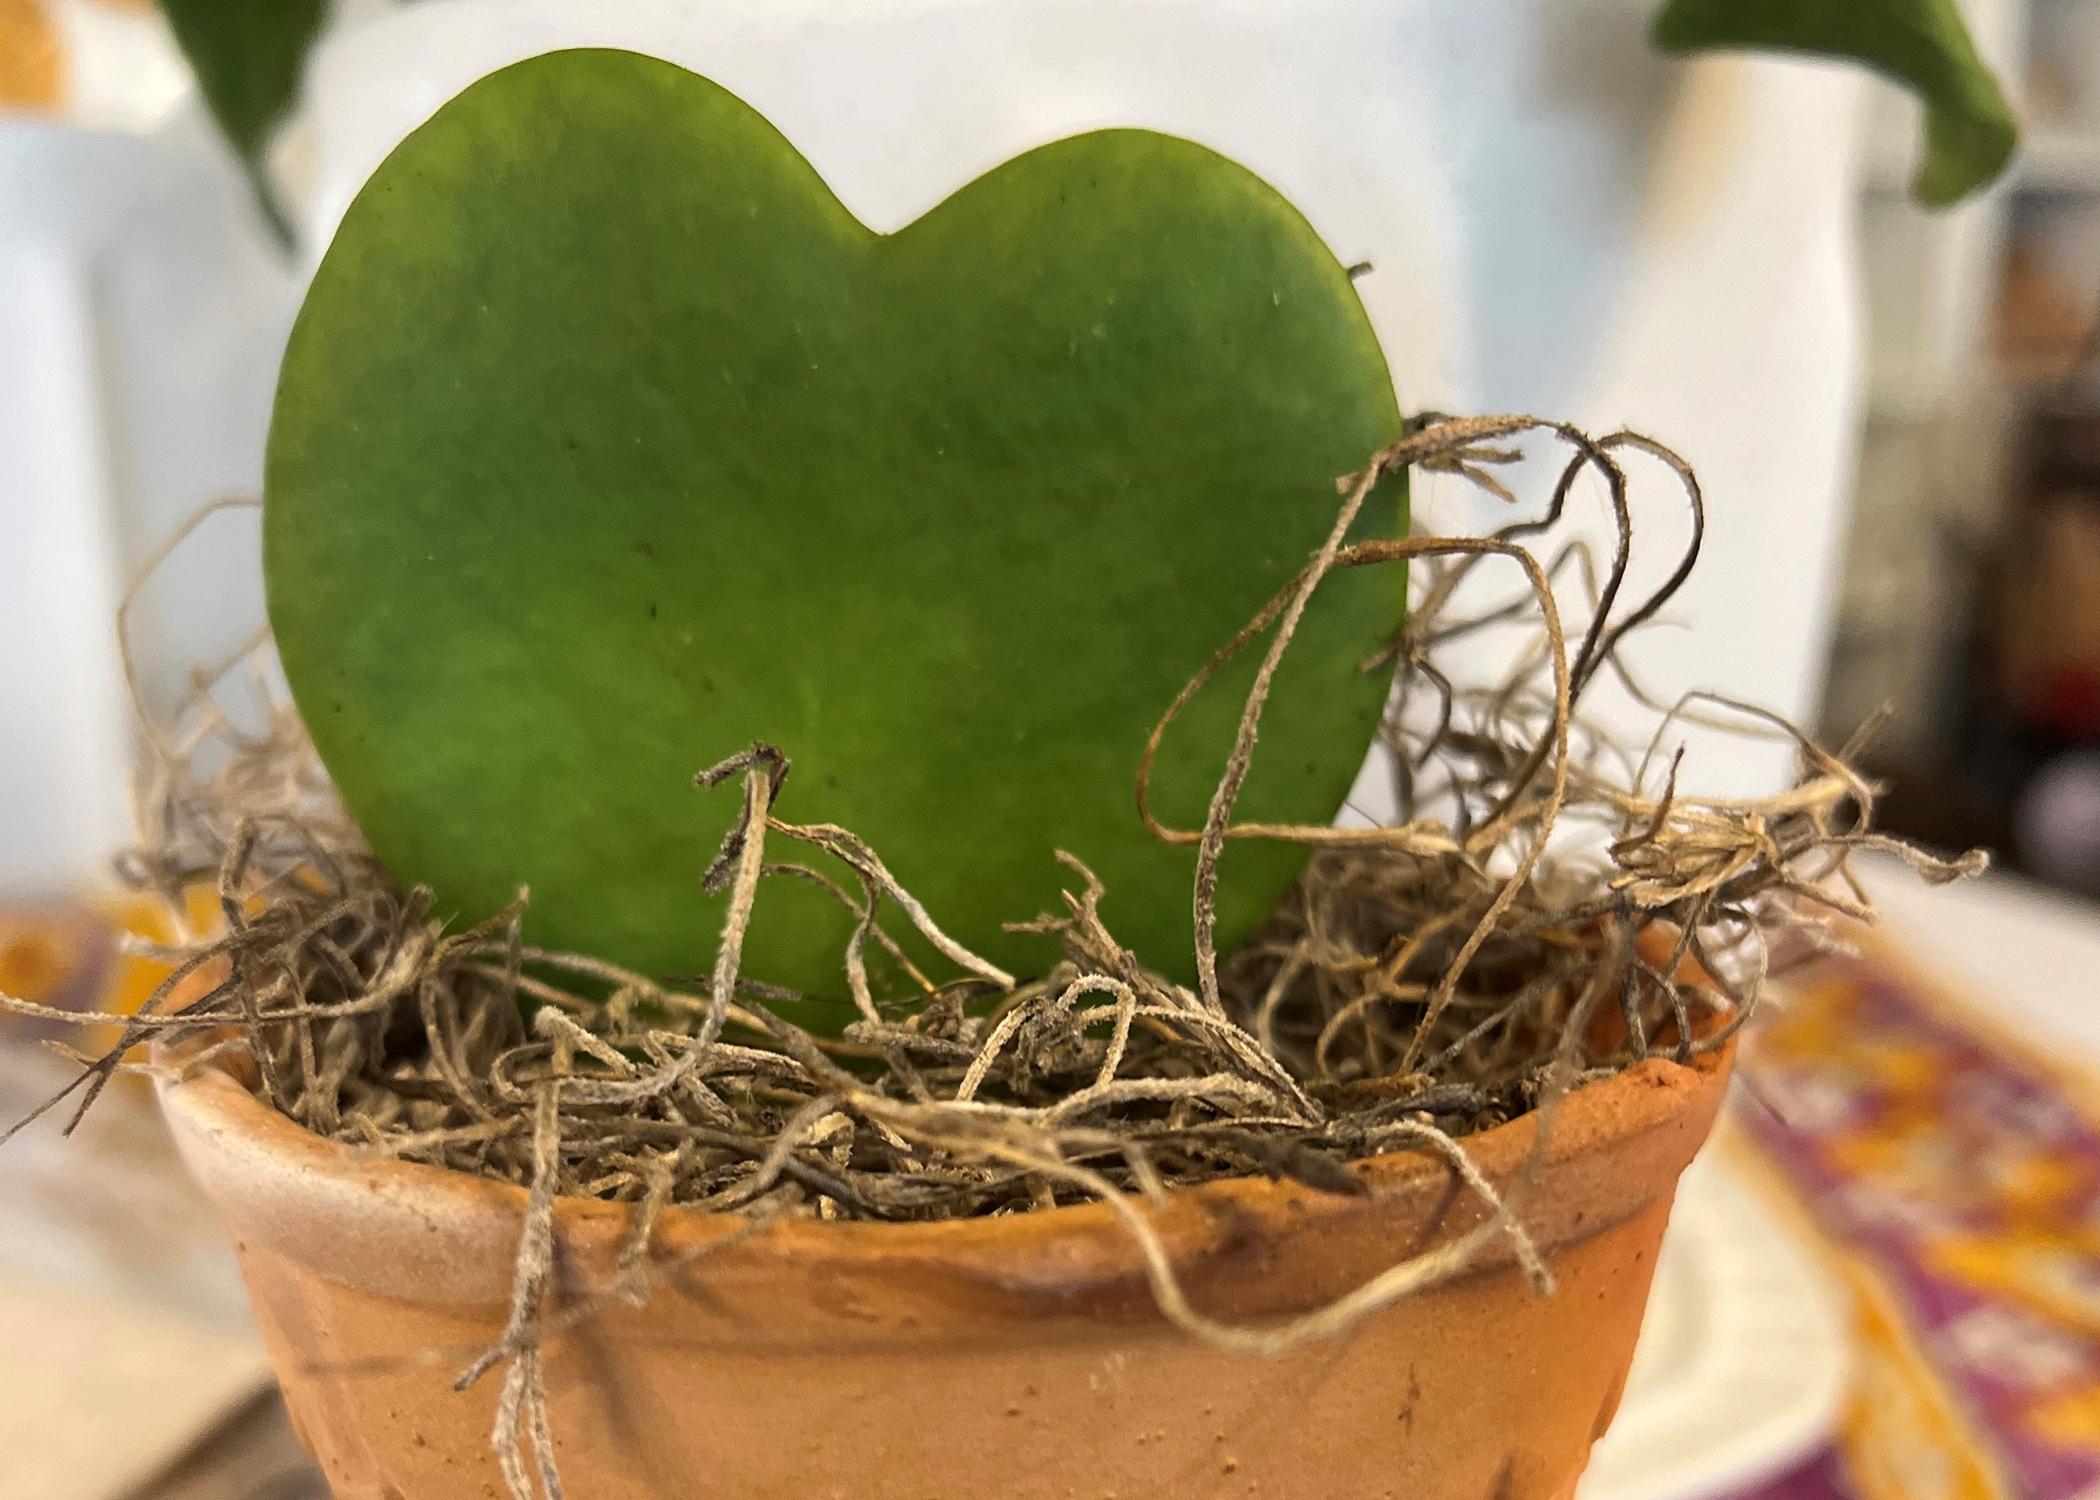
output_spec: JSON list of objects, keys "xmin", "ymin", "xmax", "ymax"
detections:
[
  {"xmin": 2015, "ymin": 124, "xmax": 2100, "ymax": 194},
  {"xmin": 1828, "ymin": 0, "xmax": 2100, "ymax": 896}
]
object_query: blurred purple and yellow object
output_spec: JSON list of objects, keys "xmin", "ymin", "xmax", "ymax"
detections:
[{"xmin": 1720, "ymin": 938, "xmax": 2100, "ymax": 1499}]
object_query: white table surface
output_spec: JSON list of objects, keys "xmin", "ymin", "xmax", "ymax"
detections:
[{"xmin": 1859, "ymin": 853, "xmax": 2100, "ymax": 1065}]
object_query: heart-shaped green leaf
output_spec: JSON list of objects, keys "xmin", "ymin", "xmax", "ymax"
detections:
[{"xmin": 266, "ymin": 49, "xmax": 1404, "ymax": 999}]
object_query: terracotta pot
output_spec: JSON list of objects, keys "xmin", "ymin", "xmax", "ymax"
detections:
[{"xmin": 156, "ymin": 1037, "xmax": 1732, "ymax": 1500}]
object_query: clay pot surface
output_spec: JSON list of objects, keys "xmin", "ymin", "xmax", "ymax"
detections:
[{"xmin": 156, "ymin": 1036, "xmax": 1731, "ymax": 1500}]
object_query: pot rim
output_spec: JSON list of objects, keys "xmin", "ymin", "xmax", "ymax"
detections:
[{"xmin": 153, "ymin": 1028, "xmax": 1733, "ymax": 1315}]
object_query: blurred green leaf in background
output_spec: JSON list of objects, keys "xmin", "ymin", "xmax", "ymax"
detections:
[
  {"xmin": 158, "ymin": 0, "xmax": 328, "ymax": 243},
  {"xmin": 1654, "ymin": 0, "xmax": 2019, "ymax": 207}
]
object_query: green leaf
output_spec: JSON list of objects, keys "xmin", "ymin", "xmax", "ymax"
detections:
[
  {"xmin": 1652, "ymin": 0, "xmax": 2018, "ymax": 206},
  {"xmin": 264, "ymin": 50, "xmax": 1406, "ymax": 1003},
  {"xmin": 159, "ymin": 0, "xmax": 328, "ymax": 241}
]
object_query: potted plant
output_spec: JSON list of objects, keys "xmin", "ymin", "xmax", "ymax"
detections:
[{"xmin": 16, "ymin": 44, "xmax": 1980, "ymax": 1500}]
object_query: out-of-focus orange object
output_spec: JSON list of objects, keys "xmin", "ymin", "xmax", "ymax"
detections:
[
  {"xmin": 0, "ymin": 919, "xmax": 72, "ymax": 1001},
  {"xmin": 0, "ymin": 905, "xmax": 108, "ymax": 1018},
  {"xmin": 0, "ymin": 0, "xmax": 63, "ymax": 110},
  {"xmin": 93, "ymin": 886, "xmax": 223, "ymax": 1058},
  {"xmin": 0, "ymin": 886, "xmax": 221, "ymax": 1061}
]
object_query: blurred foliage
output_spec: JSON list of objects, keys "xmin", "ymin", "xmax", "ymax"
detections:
[
  {"xmin": 158, "ymin": 0, "xmax": 328, "ymax": 241},
  {"xmin": 1655, "ymin": 0, "xmax": 2018, "ymax": 207}
]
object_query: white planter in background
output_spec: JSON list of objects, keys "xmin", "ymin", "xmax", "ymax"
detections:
[
  {"xmin": 0, "ymin": 126, "xmax": 141, "ymax": 893},
  {"xmin": 0, "ymin": 115, "xmax": 295, "ymax": 893}
]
